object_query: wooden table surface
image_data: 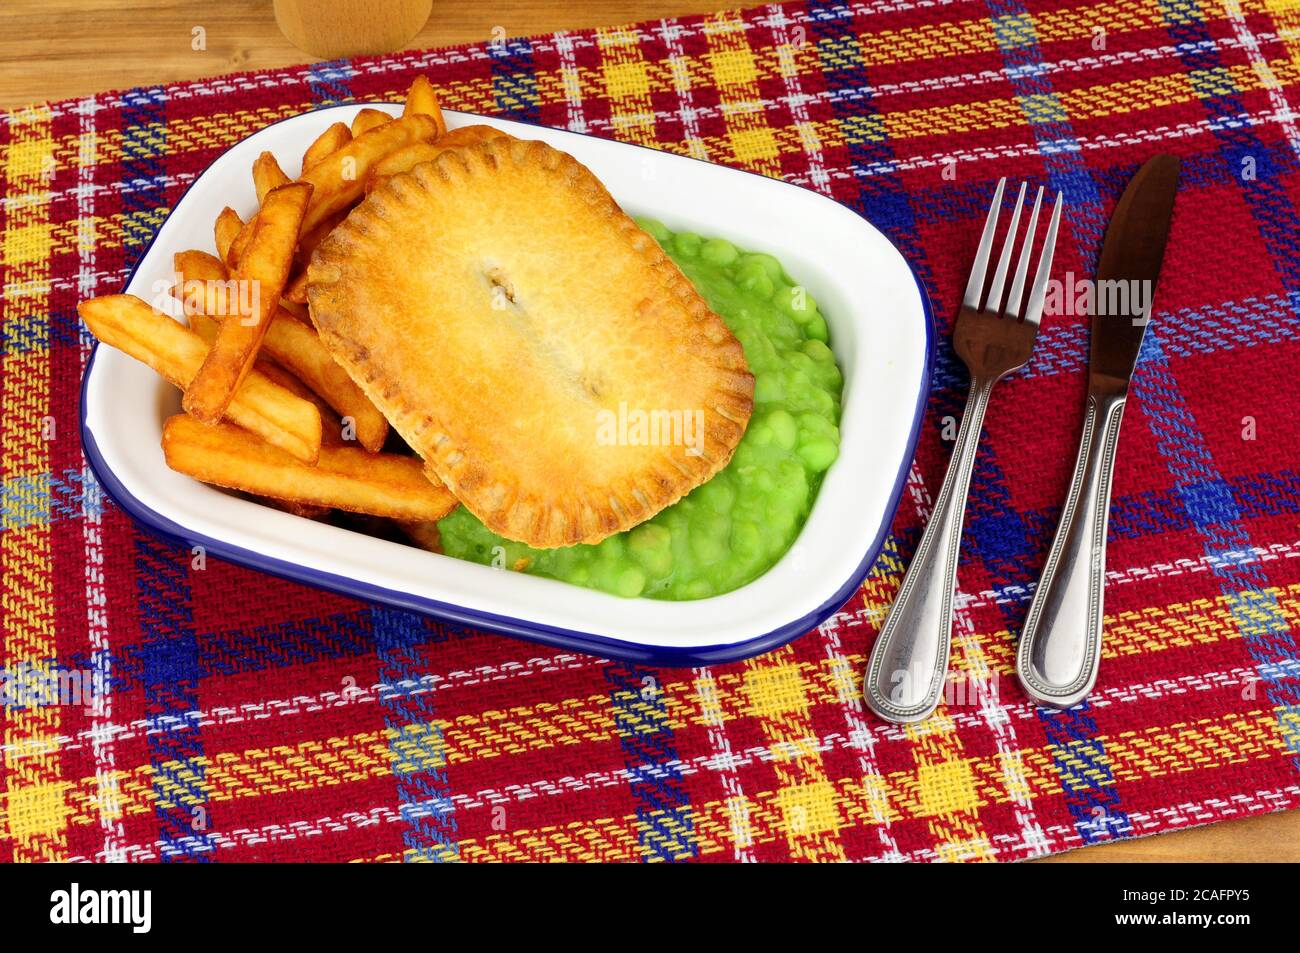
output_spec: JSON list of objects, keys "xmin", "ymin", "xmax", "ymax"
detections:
[{"xmin": 2, "ymin": 0, "xmax": 1296, "ymax": 863}]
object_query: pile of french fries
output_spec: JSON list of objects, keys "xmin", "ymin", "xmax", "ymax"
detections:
[{"xmin": 79, "ymin": 77, "xmax": 465, "ymax": 544}]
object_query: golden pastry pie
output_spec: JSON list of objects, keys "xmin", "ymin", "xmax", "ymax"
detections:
[
  {"xmin": 365, "ymin": 125, "xmax": 511, "ymax": 193},
  {"xmin": 307, "ymin": 137, "xmax": 754, "ymax": 548}
]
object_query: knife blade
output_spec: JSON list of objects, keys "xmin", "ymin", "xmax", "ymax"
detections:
[{"xmin": 1089, "ymin": 154, "xmax": 1181, "ymax": 395}]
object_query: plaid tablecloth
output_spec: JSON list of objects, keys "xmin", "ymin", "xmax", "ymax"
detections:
[{"xmin": 3, "ymin": 0, "xmax": 1300, "ymax": 862}]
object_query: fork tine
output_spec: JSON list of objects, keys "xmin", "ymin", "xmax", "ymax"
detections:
[
  {"xmin": 1022, "ymin": 192, "xmax": 1064, "ymax": 327},
  {"xmin": 962, "ymin": 177, "xmax": 1006, "ymax": 310},
  {"xmin": 986, "ymin": 182, "xmax": 1026, "ymax": 315},
  {"xmin": 1006, "ymin": 186, "xmax": 1044, "ymax": 320}
]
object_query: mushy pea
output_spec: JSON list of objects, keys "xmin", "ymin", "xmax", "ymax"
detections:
[{"xmin": 436, "ymin": 220, "xmax": 843, "ymax": 599}]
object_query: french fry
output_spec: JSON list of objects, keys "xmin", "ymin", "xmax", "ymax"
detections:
[
  {"xmin": 252, "ymin": 151, "xmax": 290, "ymax": 204},
  {"xmin": 228, "ymin": 117, "xmax": 435, "ymax": 266},
  {"xmin": 162, "ymin": 414, "xmax": 458, "ymax": 521},
  {"xmin": 186, "ymin": 307, "xmax": 346, "ymax": 449},
  {"xmin": 174, "ymin": 249, "xmax": 389, "ymax": 452},
  {"xmin": 302, "ymin": 121, "xmax": 352, "ymax": 172},
  {"xmin": 282, "ymin": 269, "xmax": 309, "ymax": 305},
  {"xmin": 188, "ymin": 306, "xmax": 347, "ymax": 450},
  {"xmin": 79, "ymin": 295, "xmax": 321, "ymax": 462},
  {"xmin": 224, "ymin": 154, "xmax": 297, "ymax": 270},
  {"xmin": 184, "ymin": 311, "xmax": 333, "ymax": 519},
  {"xmin": 279, "ymin": 298, "xmax": 309, "ymax": 320},
  {"xmin": 398, "ymin": 520, "xmax": 443, "ymax": 553},
  {"xmin": 264, "ymin": 497, "xmax": 332, "ymax": 520},
  {"xmin": 297, "ymin": 114, "xmax": 438, "ymax": 234},
  {"xmin": 351, "ymin": 107, "xmax": 391, "ymax": 137},
  {"xmin": 227, "ymin": 218, "xmax": 255, "ymax": 270},
  {"xmin": 214, "ymin": 207, "xmax": 243, "ymax": 264},
  {"xmin": 253, "ymin": 361, "xmax": 348, "ymax": 447},
  {"xmin": 263, "ymin": 313, "xmax": 390, "ymax": 451},
  {"xmin": 402, "ymin": 76, "xmax": 447, "ymax": 136},
  {"xmin": 297, "ymin": 208, "xmax": 347, "ymax": 261},
  {"xmin": 183, "ymin": 181, "xmax": 312, "ymax": 423}
]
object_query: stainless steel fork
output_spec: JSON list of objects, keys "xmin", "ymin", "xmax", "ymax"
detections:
[{"xmin": 864, "ymin": 179, "xmax": 1064, "ymax": 723}]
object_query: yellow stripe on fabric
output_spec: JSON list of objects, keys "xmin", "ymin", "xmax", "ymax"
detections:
[
  {"xmin": 546, "ymin": 0, "xmax": 1251, "ymax": 107},
  {"xmin": 859, "ymin": 534, "xmax": 906, "ymax": 628},
  {"xmin": 0, "ymin": 572, "xmax": 1284, "ymax": 829},
  {"xmin": 1, "ymin": 105, "xmax": 64, "ymax": 862},
  {"xmin": 1102, "ymin": 709, "xmax": 1285, "ymax": 782},
  {"xmin": 1263, "ymin": 0, "xmax": 1300, "ymax": 75},
  {"xmin": 854, "ymin": 15, "xmax": 998, "ymax": 66},
  {"xmin": 10, "ymin": 704, "xmax": 1292, "ymax": 848},
  {"xmin": 700, "ymin": 11, "xmax": 783, "ymax": 176},
  {"xmin": 904, "ymin": 713, "xmax": 997, "ymax": 862},
  {"xmin": 945, "ymin": 582, "xmax": 1300, "ymax": 688},
  {"xmin": 2, "ymin": 574, "xmax": 1283, "ymax": 829},
  {"xmin": 597, "ymin": 26, "xmax": 659, "ymax": 147},
  {"xmin": 452, "ymin": 706, "xmax": 1293, "ymax": 861},
  {"xmin": 693, "ymin": 669, "xmax": 757, "ymax": 854},
  {"xmin": 742, "ymin": 645, "xmax": 847, "ymax": 860},
  {"xmin": 20, "ymin": 47, "xmax": 1300, "ymax": 256}
]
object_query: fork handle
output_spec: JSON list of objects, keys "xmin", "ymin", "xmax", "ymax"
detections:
[
  {"xmin": 864, "ymin": 376, "xmax": 995, "ymax": 723},
  {"xmin": 1016, "ymin": 393, "xmax": 1125, "ymax": 708}
]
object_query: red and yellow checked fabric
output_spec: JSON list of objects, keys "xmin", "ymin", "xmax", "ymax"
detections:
[{"xmin": 4, "ymin": 0, "xmax": 1300, "ymax": 862}]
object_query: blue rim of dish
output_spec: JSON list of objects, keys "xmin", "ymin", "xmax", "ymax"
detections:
[{"xmin": 78, "ymin": 102, "xmax": 937, "ymax": 668}]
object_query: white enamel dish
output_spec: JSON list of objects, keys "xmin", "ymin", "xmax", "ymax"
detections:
[{"xmin": 80, "ymin": 102, "xmax": 934, "ymax": 665}]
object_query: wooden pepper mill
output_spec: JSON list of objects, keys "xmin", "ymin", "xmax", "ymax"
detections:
[{"xmin": 273, "ymin": 0, "xmax": 433, "ymax": 59}]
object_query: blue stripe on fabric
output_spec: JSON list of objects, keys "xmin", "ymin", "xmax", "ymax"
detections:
[
  {"xmin": 305, "ymin": 59, "xmax": 356, "ymax": 106},
  {"xmin": 306, "ymin": 47, "xmax": 459, "ymax": 862},
  {"xmin": 488, "ymin": 37, "xmax": 541, "ymax": 124},
  {"xmin": 982, "ymin": 0, "xmax": 1130, "ymax": 843},
  {"xmin": 119, "ymin": 85, "xmax": 168, "ymax": 271},
  {"xmin": 984, "ymin": 0, "xmax": 1107, "ymax": 251},
  {"xmin": 1037, "ymin": 706, "xmax": 1130, "ymax": 840},
  {"xmin": 51, "ymin": 612, "xmax": 476, "ymax": 695},
  {"xmin": 1135, "ymin": 334, "xmax": 1300, "ymax": 762},
  {"xmin": 807, "ymin": 1, "xmax": 939, "ymax": 301},
  {"xmin": 371, "ymin": 606, "xmax": 459, "ymax": 862},
  {"xmin": 121, "ymin": 82, "xmax": 213, "ymax": 861},
  {"xmin": 605, "ymin": 662, "xmax": 696, "ymax": 862},
  {"xmin": 1148, "ymin": 1, "xmax": 1300, "ymax": 764},
  {"xmin": 1157, "ymin": 1, "xmax": 1300, "ymax": 298},
  {"xmin": 135, "ymin": 534, "xmax": 212, "ymax": 860},
  {"xmin": 2, "ymin": 468, "xmax": 105, "ymax": 530},
  {"xmin": 964, "ymin": 439, "xmax": 1134, "ymax": 844},
  {"xmin": 931, "ymin": 290, "xmax": 1300, "ymax": 392}
]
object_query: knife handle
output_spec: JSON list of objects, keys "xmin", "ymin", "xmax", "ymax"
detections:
[{"xmin": 1017, "ymin": 393, "xmax": 1126, "ymax": 709}]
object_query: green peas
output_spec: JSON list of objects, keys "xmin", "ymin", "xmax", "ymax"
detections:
[
  {"xmin": 766, "ymin": 409, "xmax": 798, "ymax": 449},
  {"xmin": 730, "ymin": 520, "xmax": 761, "ymax": 557},
  {"xmin": 616, "ymin": 567, "xmax": 647, "ymax": 598},
  {"xmin": 774, "ymin": 284, "xmax": 818, "ymax": 321},
  {"xmin": 673, "ymin": 232, "xmax": 703, "ymax": 258},
  {"xmin": 739, "ymin": 270, "xmax": 775, "ymax": 299},
  {"xmin": 738, "ymin": 252, "xmax": 783, "ymax": 282},
  {"xmin": 701, "ymin": 238, "xmax": 739, "ymax": 266},
  {"xmin": 630, "ymin": 523, "xmax": 671, "ymax": 550},
  {"xmin": 635, "ymin": 217, "xmax": 672, "ymax": 244},
  {"xmin": 694, "ymin": 476, "xmax": 736, "ymax": 512},
  {"xmin": 690, "ymin": 527, "xmax": 729, "ymax": 564},
  {"xmin": 804, "ymin": 313, "xmax": 829, "ymax": 342},
  {"xmin": 803, "ymin": 339, "xmax": 834, "ymax": 363},
  {"xmin": 752, "ymin": 367, "xmax": 785, "ymax": 404},
  {"xmin": 798, "ymin": 439, "xmax": 839, "ymax": 471},
  {"xmin": 597, "ymin": 533, "xmax": 626, "ymax": 562}
]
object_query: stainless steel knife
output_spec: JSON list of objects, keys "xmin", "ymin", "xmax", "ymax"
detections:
[{"xmin": 1016, "ymin": 155, "xmax": 1180, "ymax": 709}]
